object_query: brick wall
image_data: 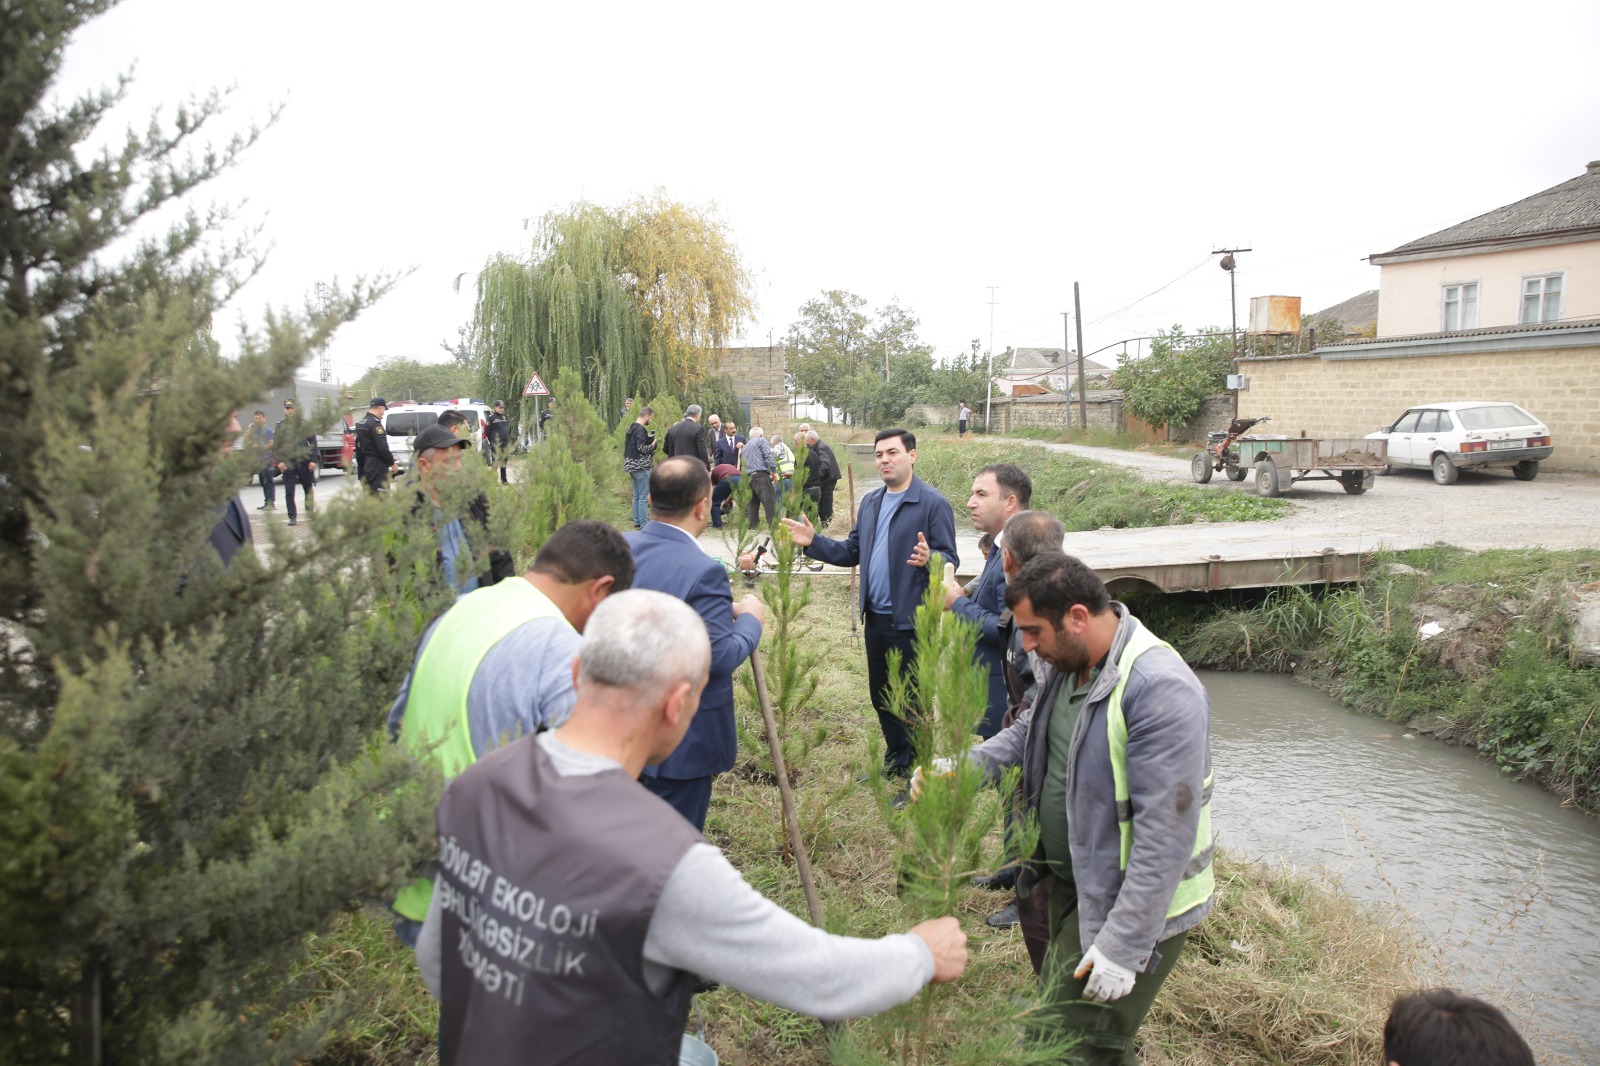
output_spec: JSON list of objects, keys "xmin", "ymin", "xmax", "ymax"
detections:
[{"xmin": 1239, "ymin": 344, "xmax": 1599, "ymax": 472}]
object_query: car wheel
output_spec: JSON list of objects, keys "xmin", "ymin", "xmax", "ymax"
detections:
[
  {"xmin": 1255, "ymin": 459, "xmax": 1282, "ymax": 498},
  {"xmin": 1512, "ymin": 460, "xmax": 1540, "ymax": 481},
  {"xmin": 1431, "ymin": 453, "xmax": 1459, "ymax": 485},
  {"xmin": 1191, "ymin": 453, "xmax": 1213, "ymax": 484}
]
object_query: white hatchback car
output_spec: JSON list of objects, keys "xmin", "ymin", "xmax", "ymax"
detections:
[{"xmin": 1366, "ymin": 401, "xmax": 1554, "ymax": 484}]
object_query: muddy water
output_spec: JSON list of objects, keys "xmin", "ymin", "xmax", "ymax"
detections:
[{"xmin": 1202, "ymin": 671, "xmax": 1599, "ymax": 1060}]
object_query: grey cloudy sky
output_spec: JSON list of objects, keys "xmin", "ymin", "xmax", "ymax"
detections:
[{"xmin": 60, "ymin": 0, "xmax": 1600, "ymax": 383}]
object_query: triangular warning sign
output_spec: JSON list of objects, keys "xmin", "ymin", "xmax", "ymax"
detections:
[{"xmin": 522, "ymin": 372, "xmax": 550, "ymax": 397}]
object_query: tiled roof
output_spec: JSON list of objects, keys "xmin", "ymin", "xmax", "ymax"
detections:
[
  {"xmin": 1374, "ymin": 163, "xmax": 1600, "ymax": 259},
  {"xmin": 1001, "ymin": 346, "xmax": 1109, "ymax": 372}
]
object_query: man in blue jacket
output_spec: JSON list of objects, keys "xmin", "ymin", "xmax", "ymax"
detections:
[
  {"xmin": 783, "ymin": 428, "xmax": 958, "ymax": 779},
  {"xmin": 942, "ymin": 462, "xmax": 1032, "ymax": 740},
  {"xmin": 626, "ymin": 457, "xmax": 766, "ymax": 828}
]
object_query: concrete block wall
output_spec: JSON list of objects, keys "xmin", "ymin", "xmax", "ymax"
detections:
[
  {"xmin": 1239, "ymin": 346, "xmax": 1599, "ymax": 472},
  {"xmin": 710, "ymin": 345, "xmax": 787, "ymax": 397}
]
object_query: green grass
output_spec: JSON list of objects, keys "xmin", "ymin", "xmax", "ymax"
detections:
[
  {"xmin": 1148, "ymin": 548, "xmax": 1600, "ymax": 808},
  {"xmin": 912, "ymin": 437, "xmax": 1288, "ymax": 529},
  {"xmin": 297, "ymin": 579, "xmax": 1429, "ymax": 1065}
]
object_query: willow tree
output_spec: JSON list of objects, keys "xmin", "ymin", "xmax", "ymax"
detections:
[{"xmin": 471, "ymin": 193, "xmax": 754, "ymax": 427}]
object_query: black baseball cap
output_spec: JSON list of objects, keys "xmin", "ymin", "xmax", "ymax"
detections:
[
  {"xmin": 370, "ymin": 397, "xmax": 388, "ymax": 408},
  {"xmin": 413, "ymin": 424, "xmax": 470, "ymax": 453}
]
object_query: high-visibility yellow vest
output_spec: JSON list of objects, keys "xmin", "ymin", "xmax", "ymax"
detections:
[
  {"xmin": 1105, "ymin": 623, "xmax": 1215, "ymax": 920},
  {"xmin": 392, "ymin": 578, "xmax": 567, "ymax": 920},
  {"xmin": 773, "ymin": 440, "xmax": 796, "ymax": 477}
]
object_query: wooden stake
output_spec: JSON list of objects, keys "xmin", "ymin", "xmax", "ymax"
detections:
[
  {"xmin": 847, "ymin": 459, "xmax": 858, "ymax": 636},
  {"xmin": 750, "ymin": 650, "xmax": 823, "ymax": 926}
]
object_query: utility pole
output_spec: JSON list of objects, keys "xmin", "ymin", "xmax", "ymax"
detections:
[
  {"xmin": 1073, "ymin": 282, "xmax": 1088, "ymax": 431},
  {"xmin": 1213, "ymin": 247, "xmax": 1251, "ymax": 419},
  {"xmin": 985, "ymin": 286, "xmax": 998, "ymax": 433}
]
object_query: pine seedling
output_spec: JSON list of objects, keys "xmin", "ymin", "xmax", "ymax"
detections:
[{"xmin": 736, "ymin": 526, "xmax": 824, "ymax": 777}]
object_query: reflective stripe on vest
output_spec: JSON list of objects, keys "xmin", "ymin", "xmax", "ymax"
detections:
[
  {"xmin": 774, "ymin": 443, "xmax": 796, "ymax": 477},
  {"xmin": 1105, "ymin": 623, "xmax": 1215, "ymax": 921},
  {"xmin": 393, "ymin": 578, "xmax": 568, "ymax": 920}
]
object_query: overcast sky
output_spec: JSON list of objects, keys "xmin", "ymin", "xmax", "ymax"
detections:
[{"xmin": 58, "ymin": 0, "xmax": 1600, "ymax": 384}]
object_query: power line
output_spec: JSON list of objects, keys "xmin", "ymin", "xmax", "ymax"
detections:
[{"xmin": 1086, "ymin": 254, "xmax": 1215, "ymax": 327}]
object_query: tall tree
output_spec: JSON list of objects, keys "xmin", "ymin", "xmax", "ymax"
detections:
[
  {"xmin": 1113, "ymin": 324, "xmax": 1234, "ymax": 431},
  {"xmin": 786, "ymin": 293, "xmax": 936, "ymax": 425},
  {"xmin": 471, "ymin": 194, "xmax": 753, "ymax": 427},
  {"xmin": 350, "ymin": 354, "xmax": 474, "ymax": 403},
  {"xmin": 0, "ymin": 6, "xmax": 433, "ymax": 1062}
]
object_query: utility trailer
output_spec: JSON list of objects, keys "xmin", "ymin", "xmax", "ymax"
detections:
[{"xmin": 1192, "ymin": 424, "xmax": 1388, "ymax": 497}]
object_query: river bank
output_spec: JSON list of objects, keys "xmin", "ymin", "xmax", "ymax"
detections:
[
  {"xmin": 303, "ymin": 579, "xmax": 1435, "ymax": 1066},
  {"xmin": 1137, "ymin": 547, "xmax": 1600, "ymax": 810}
]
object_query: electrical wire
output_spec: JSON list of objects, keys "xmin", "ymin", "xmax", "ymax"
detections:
[{"xmin": 1085, "ymin": 254, "xmax": 1215, "ymax": 328}]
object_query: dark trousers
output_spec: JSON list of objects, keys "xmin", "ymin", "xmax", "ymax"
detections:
[
  {"xmin": 746, "ymin": 471, "xmax": 776, "ymax": 527},
  {"xmin": 818, "ymin": 478, "xmax": 837, "ymax": 525},
  {"xmin": 259, "ymin": 466, "xmax": 276, "ymax": 504},
  {"xmin": 864, "ymin": 611, "xmax": 919, "ymax": 773},
  {"xmin": 1035, "ymin": 880, "xmax": 1188, "ymax": 1065},
  {"xmin": 959, "ymin": 419, "xmax": 969, "ymax": 437},
  {"xmin": 641, "ymin": 773, "xmax": 713, "ymax": 831},
  {"xmin": 360, "ymin": 457, "xmax": 388, "ymax": 493},
  {"xmin": 280, "ymin": 466, "xmax": 314, "ymax": 518},
  {"xmin": 487, "ymin": 444, "xmax": 508, "ymax": 483}
]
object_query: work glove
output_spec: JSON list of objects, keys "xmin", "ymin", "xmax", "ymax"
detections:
[
  {"xmin": 1074, "ymin": 943, "xmax": 1136, "ymax": 1003},
  {"xmin": 907, "ymin": 757, "xmax": 956, "ymax": 802}
]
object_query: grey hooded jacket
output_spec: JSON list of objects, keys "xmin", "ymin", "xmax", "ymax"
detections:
[{"xmin": 967, "ymin": 603, "xmax": 1214, "ymax": 972}]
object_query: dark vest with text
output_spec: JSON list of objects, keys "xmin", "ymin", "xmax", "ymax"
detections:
[{"xmin": 435, "ymin": 736, "xmax": 704, "ymax": 1065}]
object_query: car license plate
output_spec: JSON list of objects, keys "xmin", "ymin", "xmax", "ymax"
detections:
[{"xmin": 1488, "ymin": 439, "xmax": 1522, "ymax": 451}]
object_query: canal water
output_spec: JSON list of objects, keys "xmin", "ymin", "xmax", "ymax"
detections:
[{"xmin": 1202, "ymin": 671, "xmax": 1599, "ymax": 1060}]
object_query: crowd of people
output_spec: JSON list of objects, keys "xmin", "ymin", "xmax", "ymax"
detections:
[{"xmin": 229, "ymin": 401, "xmax": 1535, "ymax": 1063}]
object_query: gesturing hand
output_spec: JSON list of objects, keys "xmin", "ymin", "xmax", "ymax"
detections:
[
  {"xmin": 906, "ymin": 531, "xmax": 931, "ymax": 568},
  {"xmin": 780, "ymin": 513, "xmax": 816, "ymax": 548}
]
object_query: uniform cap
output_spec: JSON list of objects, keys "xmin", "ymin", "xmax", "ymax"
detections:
[
  {"xmin": 283, "ymin": 399, "xmax": 294, "ymax": 409},
  {"xmin": 370, "ymin": 397, "xmax": 388, "ymax": 408}
]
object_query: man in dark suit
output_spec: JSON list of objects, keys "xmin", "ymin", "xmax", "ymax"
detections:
[
  {"xmin": 941, "ymin": 463, "xmax": 1032, "ymax": 739},
  {"xmin": 783, "ymin": 428, "xmax": 958, "ymax": 779},
  {"xmin": 662, "ymin": 404, "xmax": 710, "ymax": 470},
  {"xmin": 624, "ymin": 457, "xmax": 765, "ymax": 828}
]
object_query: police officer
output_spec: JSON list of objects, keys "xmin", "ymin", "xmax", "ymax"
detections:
[
  {"xmin": 484, "ymin": 400, "xmax": 511, "ymax": 484},
  {"xmin": 355, "ymin": 397, "xmax": 395, "ymax": 494}
]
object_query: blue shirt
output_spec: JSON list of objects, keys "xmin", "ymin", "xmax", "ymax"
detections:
[
  {"xmin": 438, "ymin": 516, "xmax": 481, "ymax": 599},
  {"xmin": 744, "ymin": 436, "xmax": 776, "ymax": 473},
  {"xmin": 865, "ymin": 487, "xmax": 908, "ymax": 612}
]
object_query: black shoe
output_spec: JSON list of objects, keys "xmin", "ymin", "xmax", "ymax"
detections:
[
  {"xmin": 986, "ymin": 902, "xmax": 1020, "ymax": 928},
  {"xmin": 971, "ymin": 871, "xmax": 1017, "ymax": 891},
  {"xmin": 256, "ymin": 503, "xmax": 269, "ymax": 510},
  {"xmin": 287, "ymin": 516, "xmax": 297, "ymax": 526},
  {"xmin": 891, "ymin": 788, "xmax": 909, "ymax": 810}
]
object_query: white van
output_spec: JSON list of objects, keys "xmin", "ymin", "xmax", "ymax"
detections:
[{"xmin": 382, "ymin": 400, "xmax": 494, "ymax": 469}]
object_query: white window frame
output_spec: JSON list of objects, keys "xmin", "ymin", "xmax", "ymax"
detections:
[
  {"xmin": 1520, "ymin": 272, "xmax": 1564, "ymax": 325},
  {"xmin": 1439, "ymin": 280, "xmax": 1480, "ymax": 332}
]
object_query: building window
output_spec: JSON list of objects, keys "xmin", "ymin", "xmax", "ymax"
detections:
[
  {"xmin": 1521, "ymin": 274, "xmax": 1563, "ymax": 324},
  {"xmin": 1441, "ymin": 282, "xmax": 1479, "ymax": 331}
]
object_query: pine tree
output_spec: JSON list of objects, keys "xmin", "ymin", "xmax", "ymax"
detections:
[{"xmin": 0, "ymin": 7, "xmax": 436, "ymax": 1061}]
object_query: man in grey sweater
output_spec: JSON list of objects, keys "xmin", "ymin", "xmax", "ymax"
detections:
[
  {"xmin": 417, "ymin": 590, "xmax": 966, "ymax": 1062},
  {"xmin": 916, "ymin": 551, "xmax": 1213, "ymax": 1065}
]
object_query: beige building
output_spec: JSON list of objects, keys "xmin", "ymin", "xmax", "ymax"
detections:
[
  {"xmin": 1371, "ymin": 161, "xmax": 1600, "ymax": 336},
  {"xmin": 1237, "ymin": 161, "xmax": 1600, "ymax": 472}
]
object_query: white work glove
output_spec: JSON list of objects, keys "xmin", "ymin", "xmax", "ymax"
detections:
[
  {"xmin": 1074, "ymin": 943, "xmax": 1136, "ymax": 1003},
  {"xmin": 907, "ymin": 757, "xmax": 957, "ymax": 802}
]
